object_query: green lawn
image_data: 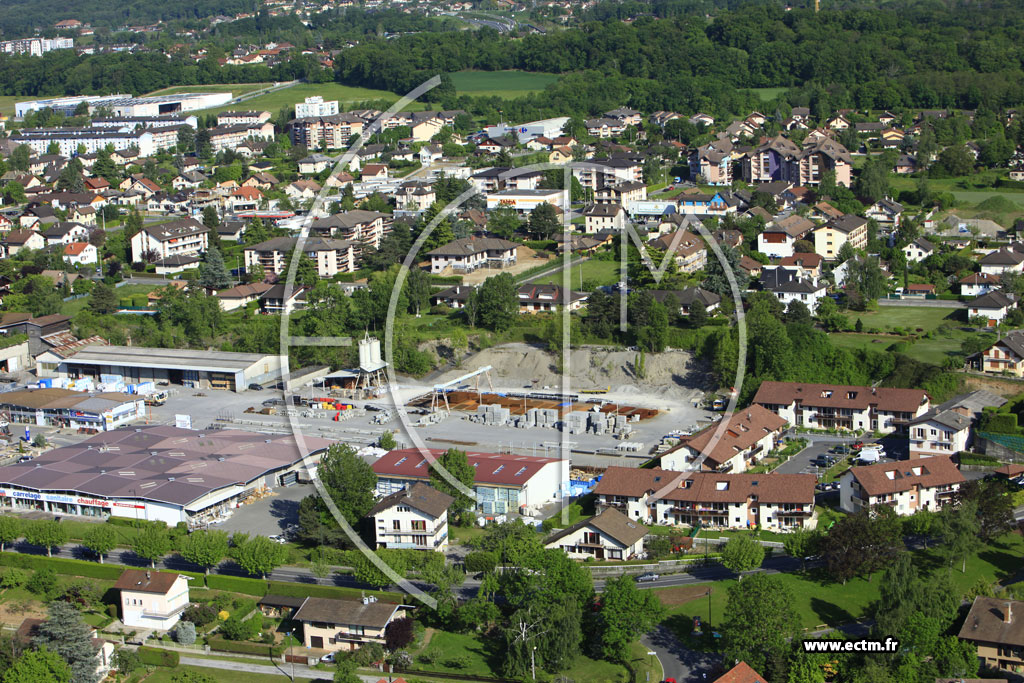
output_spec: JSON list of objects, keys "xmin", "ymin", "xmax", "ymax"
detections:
[
  {"xmin": 60, "ymin": 284, "xmax": 163, "ymax": 316},
  {"xmin": 143, "ymin": 83, "xmax": 274, "ymax": 98},
  {"xmin": 410, "ymin": 629, "xmax": 500, "ymax": 677},
  {"xmin": 196, "ymin": 82, "xmax": 415, "ymax": 117},
  {"xmin": 746, "ymin": 87, "xmax": 789, "ymax": 102},
  {"xmin": 845, "ymin": 305, "xmax": 962, "ymax": 332},
  {"xmin": 143, "ymin": 666, "xmax": 319, "ymax": 683},
  {"xmin": 0, "ymin": 96, "xmax": 21, "ymax": 118},
  {"xmin": 535, "ymin": 258, "xmax": 620, "ymax": 288},
  {"xmin": 448, "ymin": 70, "xmax": 559, "ymax": 98}
]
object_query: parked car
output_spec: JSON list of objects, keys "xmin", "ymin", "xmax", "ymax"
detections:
[
  {"xmin": 320, "ymin": 652, "xmax": 335, "ymax": 663},
  {"xmin": 636, "ymin": 572, "xmax": 660, "ymax": 583},
  {"xmin": 248, "ymin": 383, "xmax": 264, "ymax": 391}
]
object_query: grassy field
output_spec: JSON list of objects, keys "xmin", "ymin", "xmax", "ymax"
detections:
[
  {"xmin": 0, "ymin": 96, "xmax": 21, "ymax": 118},
  {"xmin": 747, "ymin": 87, "xmax": 789, "ymax": 102},
  {"xmin": 143, "ymin": 83, "xmax": 274, "ymax": 98},
  {"xmin": 198, "ymin": 82, "xmax": 414, "ymax": 117},
  {"xmin": 845, "ymin": 305, "xmax": 962, "ymax": 332},
  {"xmin": 60, "ymin": 284, "xmax": 162, "ymax": 317},
  {"xmin": 144, "ymin": 666, "xmax": 323, "ymax": 683},
  {"xmin": 535, "ymin": 258, "xmax": 620, "ymax": 287},
  {"xmin": 448, "ymin": 70, "xmax": 559, "ymax": 98}
]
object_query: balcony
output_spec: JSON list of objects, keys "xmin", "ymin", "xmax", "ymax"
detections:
[{"xmin": 776, "ymin": 507, "xmax": 813, "ymax": 516}]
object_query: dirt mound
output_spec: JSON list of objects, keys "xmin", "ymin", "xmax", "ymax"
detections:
[{"xmin": 430, "ymin": 343, "xmax": 713, "ymax": 401}]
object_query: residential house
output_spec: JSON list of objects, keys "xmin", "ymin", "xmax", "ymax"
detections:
[
  {"xmin": 960, "ymin": 272, "xmax": 1001, "ymax": 297},
  {"xmin": 969, "ymin": 291, "xmax": 1017, "ymax": 326},
  {"xmin": 649, "ymin": 288, "xmax": 721, "ymax": 316},
  {"xmin": 172, "ymin": 170, "xmax": 206, "ymax": 190},
  {"xmin": 258, "ymin": 284, "xmax": 309, "ymax": 314},
  {"xmin": 754, "ymin": 381, "xmax": 929, "ymax": 434},
  {"xmin": 544, "ymin": 507, "xmax": 647, "ymax": 561},
  {"xmin": 311, "ymin": 211, "xmax": 388, "ymax": 263},
  {"xmin": 41, "ymin": 221, "xmax": 90, "ymax": 246},
  {"xmin": 779, "ymin": 252, "xmax": 823, "ymax": 279},
  {"xmin": 153, "ymin": 255, "xmax": 200, "ymax": 275},
  {"xmin": 866, "ymin": 198, "xmax": 904, "ymax": 227},
  {"xmin": 760, "ymin": 266, "xmax": 828, "ymax": 314},
  {"xmin": 582, "ymin": 203, "xmax": 626, "ymax": 234},
  {"xmin": 649, "ymin": 230, "xmax": 707, "ymax": 273},
  {"xmin": 293, "ymin": 597, "xmax": 406, "ymax": 653},
  {"xmin": 894, "ymin": 154, "xmax": 918, "ymax": 174},
  {"xmin": 285, "ymin": 179, "xmax": 322, "ymax": 202},
  {"xmin": 713, "ymin": 662, "xmax": 767, "ymax": 683},
  {"xmin": 396, "ymin": 182, "xmax": 435, "ymax": 213},
  {"xmin": 3, "ymin": 229, "xmax": 46, "ymax": 255},
  {"xmin": 604, "ymin": 108, "xmax": 643, "ymax": 127},
  {"xmin": 215, "ymin": 282, "xmax": 273, "ymax": 312},
  {"xmin": 978, "ymin": 330, "xmax": 1024, "ymax": 376},
  {"xmin": 957, "ymin": 596, "xmax": 1024, "ymax": 673},
  {"xmin": 298, "ymin": 153, "xmax": 333, "ymax": 175},
  {"xmin": 594, "ymin": 180, "xmax": 647, "ymax": 211},
  {"xmin": 229, "ymin": 186, "xmax": 263, "ymax": 212},
  {"xmin": 979, "ymin": 246, "xmax": 1024, "ymax": 275},
  {"xmin": 63, "ymin": 242, "xmax": 97, "ymax": 266},
  {"xmin": 585, "ymin": 118, "xmax": 626, "ymax": 138},
  {"xmin": 426, "ymin": 236, "xmax": 518, "ymax": 274},
  {"xmin": 361, "ymin": 163, "xmax": 388, "ymax": 180},
  {"xmin": 367, "ymin": 482, "xmax": 452, "ymax": 551},
  {"xmin": 689, "ymin": 113, "xmax": 715, "ymax": 127},
  {"xmin": 904, "ymin": 237, "xmax": 935, "ymax": 263},
  {"xmin": 660, "ymin": 405, "xmax": 788, "ymax": 474},
  {"xmin": 906, "ymin": 283, "xmax": 936, "ymax": 297},
  {"xmin": 756, "ymin": 215, "xmax": 815, "ymax": 259},
  {"xmin": 130, "ymin": 218, "xmax": 208, "ymax": 263},
  {"xmin": 738, "ymin": 255, "xmax": 763, "ymax": 278},
  {"xmin": 115, "ymin": 569, "xmax": 190, "ymax": 630},
  {"xmin": 517, "ymin": 284, "xmax": 589, "ymax": 313},
  {"xmin": 418, "ymin": 145, "xmax": 443, "ymax": 165},
  {"xmin": 809, "ymin": 201, "xmax": 844, "ymax": 223},
  {"xmin": 431, "ymin": 285, "xmax": 474, "ymax": 309},
  {"xmin": 908, "ymin": 390, "xmax": 1006, "ymax": 458},
  {"xmin": 838, "ymin": 456, "xmax": 965, "ymax": 515}
]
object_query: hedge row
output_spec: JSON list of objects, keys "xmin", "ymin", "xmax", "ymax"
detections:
[
  {"xmin": 207, "ymin": 635, "xmax": 286, "ymax": 656},
  {"xmin": 205, "ymin": 574, "xmax": 267, "ymax": 595},
  {"xmin": 429, "ymin": 275, "xmax": 463, "ymax": 285},
  {"xmin": 265, "ymin": 579, "xmax": 402, "ymax": 603},
  {"xmin": 138, "ymin": 647, "xmax": 179, "ymax": 667},
  {"xmin": 0, "ymin": 552, "xmax": 125, "ymax": 580}
]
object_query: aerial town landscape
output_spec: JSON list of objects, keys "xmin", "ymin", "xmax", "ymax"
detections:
[{"xmin": 0, "ymin": 1, "xmax": 1022, "ymax": 682}]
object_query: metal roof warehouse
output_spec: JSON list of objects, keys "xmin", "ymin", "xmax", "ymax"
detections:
[
  {"xmin": 0, "ymin": 388, "xmax": 145, "ymax": 432},
  {"xmin": 0, "ymin": 426, "xmax": 332, "ymax": 525},
  {"xmin": 58, "ymin": 345, "xmax": 285, "ymax": 392}
]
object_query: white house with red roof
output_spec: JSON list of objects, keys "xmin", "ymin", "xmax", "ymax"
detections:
[
  {"xmin": 63, "ymin": 242, "xmax": 97, "ymax": 266},
  {"xmin": 372, "ymin": 448, "xmax": 566, "ymax": 515}
]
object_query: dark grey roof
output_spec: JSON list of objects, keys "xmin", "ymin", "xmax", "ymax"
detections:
[
  {"xmin": 970, "ymin": 291, "xmax": 1016, "ymax": 310},
  {"xmin": 427, "ymin": 237, "xmax": 517, "ymax": 257},
  {"xmin": 366, "ymin": 482, "xmax": 453, "ymax": 518},
  {"xmin": 293, "ymin": 597, "xmax": 402, "ymax": 628}
]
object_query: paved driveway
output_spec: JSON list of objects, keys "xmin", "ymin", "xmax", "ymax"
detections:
[
  {"xmin": 216, "ymin": 483, "xmax": 312, "ymax": 537},
  {"xmin": 643, "ymin": 624, "xmax": 720, "ymax": 682}
]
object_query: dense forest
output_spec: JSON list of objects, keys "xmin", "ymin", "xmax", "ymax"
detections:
[
  {"xmin": 0, "ymin": 0, "xmax": 254, "ymax": 37},
  {"xmin": 3, "ymin": 1, "xmax": 1024, "ymax": 122}
]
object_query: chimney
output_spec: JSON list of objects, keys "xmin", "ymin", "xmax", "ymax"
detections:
[
  {"xmin": 1005, "ymin": 602, "xmax": 1013, "ymax": 624},
  {"xmin": 146, "ymin": 571, "xmax": 151, "ymax": 581}
]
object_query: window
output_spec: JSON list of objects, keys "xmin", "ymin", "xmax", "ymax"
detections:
[
  {"xmin": 392, "ymin": 520, "xmax": 401, "ymax": 530},
  {"xmin": 411, "ymin": 520, "xmax": 426, "ymax": 531}
]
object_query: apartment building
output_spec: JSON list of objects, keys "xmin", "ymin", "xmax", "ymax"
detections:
[
  {"xmin": 838, "ymin": 456, "xmax": 964, "ymax": 515},
  {"xmin": 908, "ymin": 390, "xmax": 1006, "ymax": 458},
  {"xmin": 290, "ymin": 113, "xmax": 366, "ymax": 149},
  {"xmin": 11, "ymin": 128, "xmax": 159, "ymax": 157},
  {"xmin": 244, "ymin": 236, "xmax": 354, "ymax": 278},
  {"xmin": 130, "ymin": 218, "xmax": 209, "ymax": 263},
  {"xmin": 689, "ymin": 139, "xmax": 734, "ymax": 185},
  {"xmin": 582, "ymin": 203, "xmax": 626, "ymax": 233},
  {"xmin": 813, "ymin": 214, "xmax": 868, "ymax": 260},
  {"xmin": 573, "ymin": 158, "xmax": 643, "ymax": 190},
  {"xmin": 517, "ymin": 284, "xmax": 589, "ymax": 313},
  {"xmin": 207, "ymin": 122, "xmax": 275, "ymax": 153},
  {"xmin": 753, "ymin": 381, "xmax": 930, "ymax": 434},
  {"xmin": 788, "ymin": 137, "xmax": 852, "ymax": 187},
  {"xmin": 216, "ymin": 110, "xmax": 272, "ymax": 126},
  {"xmin": 368, "ymin": 482, "xmax": 452, "ymax": 551},
  {"xmin": 756, "ymin": 215, "xmax": 815, "ymax": 259},
  {"xmin": 760, "ymin": 267, "xmax": 828, "ymax": 315},
  {"xmin": 593, "ymin": 467, "xmax": 816, "ymax": 531},
  {"xmin": 310, "ymin": 210, "xmax": 388, "ymax": 263},
  {"xmin": 649, "ymin": 230, "xmax": 707, "ymax": 273},
  {"xmin": 295, "ymin": 96, "xmax": 339, "ymax": 118},
  {"xmin": 426, "ymin": 236, "xmax": 518, "ymax": 274},
  {"xmin": 743, "ymin": 134, "xmax": 801, "ymax": 183},
  {"xmin": 660, "ymin": 405, "xmax": 788, "ymax": 474}
]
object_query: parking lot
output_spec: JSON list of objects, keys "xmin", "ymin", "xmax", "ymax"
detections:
[{"xmin": 213, "ymin": 482, "xmax": 312, "ymax": 538}]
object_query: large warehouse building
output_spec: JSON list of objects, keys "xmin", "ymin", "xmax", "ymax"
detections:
[
  {"xmin": 58, "ymin": 346, "xmax": 285, "ymax": 392},
  {"xmin": 0, "ymin": 426, "xmax": 333, "ymax": 525},
  {"xmin": 0, "ymin": 388, "xmax": 145, "ymax": 432},
  {"xmin": 15, "ymin": 92, "xmax": 232, "ymax": 118}
]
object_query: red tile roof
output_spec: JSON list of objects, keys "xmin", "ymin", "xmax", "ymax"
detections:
[
  {"xmin": 63, "ymin": 242, "xmax": 91, "ymax": 256},
  {"xmin": 714, "ymin": 662, "xmax": 766, "ymax": 683},
  {"xmin": 753, "ymin": 381, "xmax": 928, "ymax": 414},
  {"xmin": 665, "ymin": 405, "xmax": 787, "ymax": 466},
  {"xmin": 846, "ymin": 456, "xmax": 964, "ymax": 497},
  {"xmin": 373, "ymin": 448, "xmax": 558, "ymax": 486}
]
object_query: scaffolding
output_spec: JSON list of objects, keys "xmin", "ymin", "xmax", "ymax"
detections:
[{"xmin": 429, "ymin": 366, "xmax": 495, "ymax": 414}]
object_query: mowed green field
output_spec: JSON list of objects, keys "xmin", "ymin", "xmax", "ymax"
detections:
[
  {"xmin": 842, "ymin": 305, "xmax": 962, "ymax": 331},
  {"xmin": 144, "ymin": 82, "xmax": 274, "ymax": 98},
  {"xmin": 0, "ymin": 95, "xmax": 19, "ymax": 117},
  {"xmin": 748, "ymin": 86, "xmax": 789, "ymax": 102},
  {"xmin": 448, "ymin": 69, "xmax": 559, "ymax": 98},
  {"xmin": 206, "ymin": 81, "xmax": 416, "ymax": 116},
  {"xmin": 535, "ymin": 258, "xmax": 620, "ymax": 287}
]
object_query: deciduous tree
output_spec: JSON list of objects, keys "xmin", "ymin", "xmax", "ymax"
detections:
[
  {"xmin": 132, "ymin": 525, "xmax": 171, "ymax": 568},
  {"xmin": 82, "ymin": 525, "xmax": 117, "ymax": 563},
  {"xmin": 180, "ymin": 529, "xmax": 229, "ymax": 574}
]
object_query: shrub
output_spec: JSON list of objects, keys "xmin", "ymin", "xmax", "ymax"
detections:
[
  {"xmin": 264, "ymin": 580, "xmax": 401, "ymax": 603},
  {"xmin": 220, "ymin": 614, "xmax": 261, "ymax": 641},
  {"xmin": 206, "ymin": 636, "xmax": 283, "ymax": 656},
  {"xmin": 113, "ymin": 649, "xmax": 141, "ymax": 675},
  {"xmin": 463, "ymin": 551, "xmax": 498, "ymax": 574},
  {"xmin": 0, "ymin": 568, "xmax": 27, "ymax": 589},
  {"xmin": 26, "ymin": 567, "xmax": 57, "ymax": 596},
  {"xmin": 107, "ymin": 604, "xmax": 118, "ymax": 619},
  {"xmin": 212, "ymin": 593, "xmax": 234, "ymax": 612},
  {"xmin": 0, "ymin": 553, "xmax": 124, "ymax": 580},
  {"xmin": 204, "ymin": 574, "xmax": 266, "ymax": 595},
  {"xmin": 174, "ymin": 621, "xmax": 197, "ymax": 645},
  {"xmin": 218, "ymin": 610, "xmax": 230, "ymax": 621},
  {"xmin": 183, "ymin": 603, "xmax": 217, "ymax": 627},
  {"xmin": 352, "ymin": 642, "xmax": 385, "ymax": 667},
  {"xmin": 385, "ymin": 617, "xmax": 415, "ymax": 651},
  {"xmin": 137, "ymin": 646, "xmax": 179, "ymax": 667}
]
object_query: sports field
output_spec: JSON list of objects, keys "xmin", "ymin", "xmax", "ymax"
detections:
[{"xmin": 448, "ymin": 70, "xmax": 559, "ymax": 98}]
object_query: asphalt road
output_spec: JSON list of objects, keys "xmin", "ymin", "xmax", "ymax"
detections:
[{"xmin": 643, "ymin": 625, "xmax": 719, "ymax": 682}]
